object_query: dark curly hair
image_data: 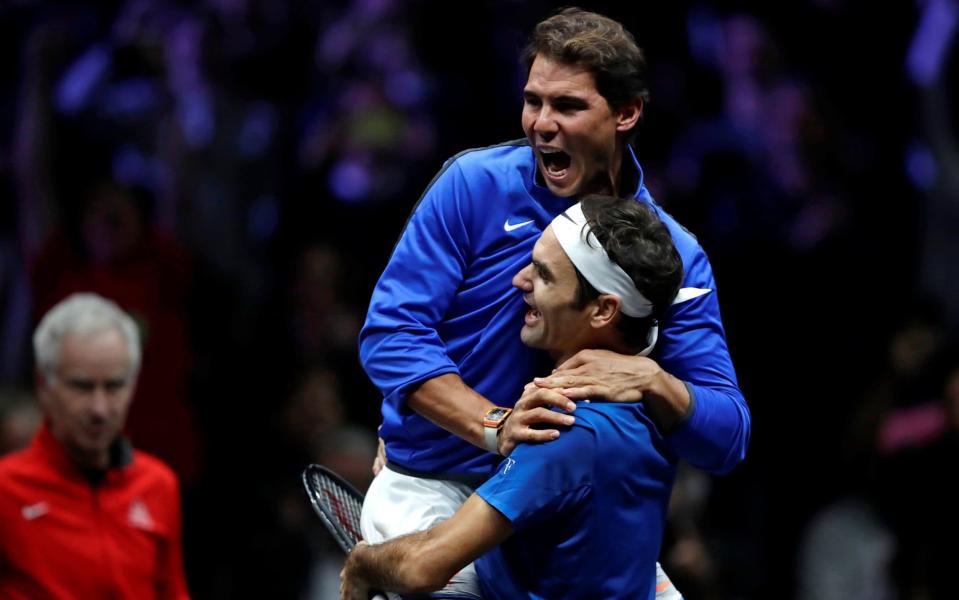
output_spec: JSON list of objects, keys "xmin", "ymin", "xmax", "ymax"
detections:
[
  {"xmin": 570, "ymin": 195, "xmax": 683, "ymax": 351},
  {"xmin": 523, "ymin": 7, "xmax": 650, "ymax": 113}
]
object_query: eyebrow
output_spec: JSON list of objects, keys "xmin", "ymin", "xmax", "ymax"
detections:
[
  {"xmin": 552, "ymin": 95, "xmax": 588, "ymax": 108},
  {"xmin": 523, "ymin": 89, "xmax": 588, "ymax": 106},
  {"xmin": 64, "ymin": 376, "xmax": 130, "ymax": 389},
  {"xmin": 532, "ymin": 259, "xmax": 553, "ymax": 281}
]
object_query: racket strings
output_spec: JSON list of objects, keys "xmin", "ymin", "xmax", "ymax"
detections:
[
  {"xmin": 324, "ymin": 484, "xmax": 363, "ymax": 544},
  {"xmin": 311, "ymin": 471, "xmax": 364, "ymax": 546}
]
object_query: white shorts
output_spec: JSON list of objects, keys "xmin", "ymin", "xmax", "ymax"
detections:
[
  {"xmin": 361, "ymin": 465, "xmax": 482, "ymax": 599},
  {"xmin": 361, "ymin": 464, "xmax": 683, "ymax": 600}
]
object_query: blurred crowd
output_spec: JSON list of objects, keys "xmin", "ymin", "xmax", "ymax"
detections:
[{"xmin": 1, "ymin": 0, "xmax": 958, "ymax": 598}]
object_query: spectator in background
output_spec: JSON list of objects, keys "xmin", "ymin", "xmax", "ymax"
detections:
[
  {"xmin": 235, "ymin": 368, "xmax": 377, "ymax": 600},
  {"xmin": 0, "ymin": 389, "xmax": 40, "ymax": 456},
  {"xmin": 0, "ymin": 293, "xmax": 190, "ymax": 599},
  {"xmin": 289, "ymin": 245, "xmax": 362, "ymax": 364},
  {"xmin": 30, "ymin": 176, "xmax": 202, "ymax": 485}
]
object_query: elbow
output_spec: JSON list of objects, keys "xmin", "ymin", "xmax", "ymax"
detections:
[
  {"xmin": 711, "ymin": 423, "xmax": 751, "ymax": 475},
  {"xmin": 397, "ymin": 565, "xmax": 453, "ymax": 594},
  {"xmin": 710, "ymin": 454, "xmax": 743, "ymax": 476},
  {"xmin": 398, "ymin": 548, "xmax": 459, "ymax": 593}
]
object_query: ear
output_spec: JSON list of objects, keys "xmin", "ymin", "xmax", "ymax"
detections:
[
  {"xmin": 590, "ymin": 294, "xmax": 621, "ymax": 329},
  {"xmin": 615, "ymin": 98, "xmax": 643, "ymax": 134}
]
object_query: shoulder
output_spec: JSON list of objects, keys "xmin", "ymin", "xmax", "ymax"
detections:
[
  {"xmin": 0, "ymin": 447, "xmax": 24, "ymax": 473},
  {"xmin": 415, "ymin": 139, "xmax": 534, "ymax": 222},
  {"xmin": 638, "ymin": 193, "xmax": 715, "ymax": 289},
  {"xmin": 510, "ymin": 416, "xmax": 600, "ymax": 470},
  {"xmin": 508, "ymin": 403, "xmax": 649, "ymax": 462},
  {"xmin": 129, "ymin": 450, "xmax": 180, "ymax": 492},
  {"xmin": 573, "ymin": 402, "xmax": 654, "ymax": 437},
  {"xmin": 576, "ymin": 402, "xmax": 670, "ymax": 451},
  {"xmin": 0, "ymin": 445, "xmax": 43, "ymax": 482},
  {"xmin": 439, "ymin": 139, "xmax": 532, "ymax": 182},
  {"xmin": 0, "ymin": 446, "xmax": 58, "ymax": 513},
  {"xmin": 446, "ymin": 138, "xmax": 531, "ymax": 167}
]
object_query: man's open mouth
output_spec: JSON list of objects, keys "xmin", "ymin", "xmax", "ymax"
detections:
[
  {"xmin": 540, "ymin": 148, "xmax": 571, "ymax": 177},
  {"xmin": 524, "ymin": 306, "xmax": 541, "ymax": 326}
]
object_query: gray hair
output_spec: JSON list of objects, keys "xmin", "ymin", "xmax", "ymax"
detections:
[{"xmin": 33, "ymin": 293, "xmax": 141, "ymax": 381}]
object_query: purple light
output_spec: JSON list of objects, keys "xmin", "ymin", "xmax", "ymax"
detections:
[
  {"xmin": 905, "ymin": 140, "xmax": 938, "ymax": 191},
  {"xmin": 328, "ymin": 158, "xmax": 371, "ymax": 204}
]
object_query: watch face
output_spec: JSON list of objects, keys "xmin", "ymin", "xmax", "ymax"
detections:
[{"xmin": 486, "ymin": 408, "xmax": 509, "ymax": 422}]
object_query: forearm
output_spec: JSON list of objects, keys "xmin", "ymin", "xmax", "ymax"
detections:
[
  {"xmin": 347, "ymin": 534, "xmax": 450, "ymax": 594},
  {"xmin": 407, "ymin": 373, "xmax": 498, "ymax": 450},
  {"xmin": 344, "ymin": 495, "xmax": 512, "ymax": 594},
  {"xmin": 666, "ymin": 382, "xmax": 749, "ymax": 474},
  {"xmin": 538, "ymin": 350, "xmax": 692, "ymax": 432},
  {"xmin": 643, "ymin": 368, "xmax": 693, "ymax": 433}
]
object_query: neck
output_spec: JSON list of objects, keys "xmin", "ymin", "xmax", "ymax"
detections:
[
  {"xmin": 552, "ymin": 350, "xmax": 574, "ymax": 367},
  {"xmin": 69, "ymin": 447, "xmax": 110, "ymax": 472},
  {"xmin": 550, "ymin": 335, "xmax": 635, "ymax": 371},
  {"xmin": 584, "ymin": 145, "xmax": 626, "ymax": 198}
]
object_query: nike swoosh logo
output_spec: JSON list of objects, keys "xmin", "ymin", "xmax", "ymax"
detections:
[
  {"xmin": 672, "ymin": 287, "xmax": 712, "ymax": 304},
  {"xmin": 504, "ymin": 219, "xmax": 534, "ymax": 232}
]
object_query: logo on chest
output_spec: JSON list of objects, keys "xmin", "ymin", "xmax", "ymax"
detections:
[
  {"xmin": 128, "ymin": 498, "xmax": 155, "ymax": 530},
  {"xmin": 504, "ymin": 218, "xmax": 534, "ymax": 233},
  {"xmin": 21, "ymin": 501, "xmax": 49, "ymax": 521}
]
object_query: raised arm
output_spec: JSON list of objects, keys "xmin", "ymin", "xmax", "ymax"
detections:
[{"xmin": 339, "ymin": 494, "xmax": 513, "ymax": 599}]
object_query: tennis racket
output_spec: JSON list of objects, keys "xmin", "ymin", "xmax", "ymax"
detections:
[
  {"xmin": 301, "ymin": 464, "xmax": 401, "ymax": 600},
  {"xmin": 302, "ymin": 464, "xmax": 366, "ymax": 553}
]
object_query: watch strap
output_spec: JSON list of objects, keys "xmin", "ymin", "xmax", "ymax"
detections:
[{"xmin": 483, "ymin": 425, "xmax": 500, "ymax": 455}]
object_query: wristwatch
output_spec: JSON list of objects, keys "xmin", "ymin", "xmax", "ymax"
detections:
[{"xmin": 483, "ymin": 407, "xmax": 513, "ymax": 454}]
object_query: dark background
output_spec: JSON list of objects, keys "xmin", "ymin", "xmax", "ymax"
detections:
[{"xmin": 2, "ymin": 0, "xmax": 959, "ymax": 598}]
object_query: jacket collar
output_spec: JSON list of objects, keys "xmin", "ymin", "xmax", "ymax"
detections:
[{"xmin": 33, "ymin": 423, "xmax": 134, "ymax": 485}]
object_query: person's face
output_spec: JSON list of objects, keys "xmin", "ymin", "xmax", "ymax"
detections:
[
  {"xmin": 522, "ymin": 54, "xmax": 638, "ymax": 197},
  {"xmin": 82, "ymin": 185, "xmax": 144, "ymax": 265},
  {"xmin": 512, "ymin": 226, "xmax": 596, "ymax": 361},
  {"xmin": 37, "ymin": 328, "xmax": 137, "ymax": 470}
]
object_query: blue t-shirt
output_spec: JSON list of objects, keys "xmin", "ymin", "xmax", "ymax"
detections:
[
  {"xmin": 475, "ymin": 402, "xmax": 676, "ymax": 599},
  {"xmin": 360, "ymin": 140, "xmax": 750, "ymax": 477}
]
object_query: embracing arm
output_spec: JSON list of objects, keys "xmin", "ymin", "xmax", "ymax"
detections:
[
  {"xmin": 535, "ymin": 350, "xmax": 691, "ymax": 430},
  {"xmin": 340, "ymin": 494, "xmax": 513, "ymax": 599}
]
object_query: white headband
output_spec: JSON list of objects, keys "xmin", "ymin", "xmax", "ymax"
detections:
[{"xmin": 551, "ymin": 203, "xmax": 659, "ymax": 356}]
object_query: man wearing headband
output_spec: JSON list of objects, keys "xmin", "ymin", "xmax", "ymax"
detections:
[
  {"xmin": 359, "ymin": 8, "xmax": 749, "ymax": 598},
  {"xmin": 342, "ymin": 195, "xmax": 684, "ymax": 599}
]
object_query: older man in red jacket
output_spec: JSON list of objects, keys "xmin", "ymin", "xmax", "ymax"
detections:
[{"xmin": 0, "ymin": 293, "xmax": 190, "ymax": 599}]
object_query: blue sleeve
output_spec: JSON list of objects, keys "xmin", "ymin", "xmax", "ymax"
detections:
[
  {"xmin": 656, "ymin": 245, "xmax": 751, "ymax": 475},
  {"xmin": 476, "ymin": 427, "xmax": 593, "ymax": 529},
  {"xmin": 358, "ymin": 161, "xmax": 471, "ymax": 408}
]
